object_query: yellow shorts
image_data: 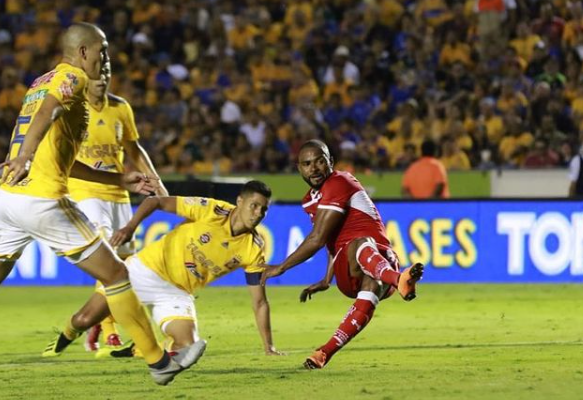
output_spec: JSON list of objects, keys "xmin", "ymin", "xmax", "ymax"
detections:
[{"xmin": 0, "ymin": 189, "xmax": 102, "ymax": 264}]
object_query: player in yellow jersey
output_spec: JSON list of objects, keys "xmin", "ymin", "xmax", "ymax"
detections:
[
  {"xmin": 46, "ymin": 181, "xmax": 283, "ymax": 357},
  {"xmin": 41, "ymin": 61, "xmax": 169, "ymax": 359},
  {"xmin": 0, "ymin": 23, "xmax": 201, "ymax": 386}
]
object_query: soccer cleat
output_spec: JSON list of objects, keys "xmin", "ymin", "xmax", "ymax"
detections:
[
  {"xmin": 304, "ymin": 350, "xmax": 327, "ymax": 369},
  {"xmin": 150, "ymin": 340, "xmax": 207, "ymax": 386},
  {"xmin": 84, "ymin": 324, "xmax": 102, "ymax": 352},
  {"xmin": 397, "ymin": 263, "xmax": 424, "ymax": 301},
  {"xmin": 95, "ymin": 340, "xmax": 135, "ymax": 359},
  {"xmin": 42, "ymin": 332, "xmax": 73, "ymax": 358}
]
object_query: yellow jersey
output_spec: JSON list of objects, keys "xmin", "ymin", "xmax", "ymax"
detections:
[
  {"xmin": 68, "ymin": 94, "xmax": 139, "ymax": 203},
  {"xmin": 137, "ymin": 197, "xmax": 266, "ymax": 293},
  {"xmin": 1, "ymin": 63, "xmax": 88, "ymax": 199}
]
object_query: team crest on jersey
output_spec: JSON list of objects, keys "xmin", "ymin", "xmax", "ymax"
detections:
[
  {"xmin": 114, "ymin": 121, "xmax": 123, "ymax": 142},
  {"xmin": 214, "ymin": 205, "xmax": 231, "ymax": 216},
  {"xmin": 200, "ymin": 198, "xmax": 208, "ymax": 206},
  {"xmin": 221, "ymin": 241, "xmax": 229, "ymax": 248},
  {"xmin": 198, "ymin": 232, "xmax": 212, "ymax": 245},
  {"xmin": 97, "ymin": 119, "xmax": 105, "ymax": 126}
]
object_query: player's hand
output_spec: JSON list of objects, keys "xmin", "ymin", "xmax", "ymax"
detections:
[
  {"xmin": 299, "ymin": 280, "xmax": 330, "ymax": 302},
  {"xmin": 265, "ymin": 345, "xmax": 286, "ymax": 356},
  {"xmin": 260, "ymin": 264, "xmax": 286, "ymax": 286},
  {"xmin": 122, "ymin": 172, "xmax": 160, "ymax": 195},
  {"xmin": 110, "ymin": 226, "xmax": 134, "ymax": 247},
  {"xmin": 0, "ymin": 155, "xmax": 32, "ymax": 186}
]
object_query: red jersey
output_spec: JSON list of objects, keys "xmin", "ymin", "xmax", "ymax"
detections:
[{"xmin": 301, "ymin": 171, "xmax": 390, "ymax": 254}]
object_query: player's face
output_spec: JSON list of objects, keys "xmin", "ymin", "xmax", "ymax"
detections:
[
  {"xmin": 87, "ymin": 63, "xmax": 111, "ymax": 99},
  {"xmin": 237, "ymin": 192, "xmax": 269, "ymax": 230},
  {"xmin": 298, "ymin": 147, "xmax": 333, "ymax": 189},
  {"xmin": 82, "ymin": 34, "xmax": 109, "ymax": 80}
]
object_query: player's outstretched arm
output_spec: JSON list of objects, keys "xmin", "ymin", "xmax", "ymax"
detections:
[
  {"xmin": 260, "ymin": 208, "xmax": 343, "ymax": 286},
  {"xmin": 0, "ymin": 95, "xmax": 63, "ymax": 185},
  {"xmin": 110, "ymin": 196, "xmax": 177, "ymax": 246},
  {"xmin": 299, "ymin": 253, "xmax": 334, "ymax": 302},
  {"xmin": 70, "ymin": 162, "xmax": 160, "ymax": 194},
  {"xmin": 246, "ymin": 276, "xmax": 285, "ymax": 356},
  {"xmin": 123, "ymin": 140, "xmax": 169, "ymax": 196}
]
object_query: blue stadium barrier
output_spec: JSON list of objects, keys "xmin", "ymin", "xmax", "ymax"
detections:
[{"xmin": 4, "ymin": 200, "xmax": 583, "ymax": 286}]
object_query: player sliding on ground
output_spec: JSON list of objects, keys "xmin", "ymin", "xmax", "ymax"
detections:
[
  {"xmin": 261, "ymin": 140, "xmax": 424, "ymax": 369},
  {"xmin": 0, "ymin": 22, "xmax": 200, "ymax": 386},
  {"xmin": 43, "ymin": 180, "xmax": 283, "ymax": 359},
  {"xmin": 42, "ymin": 60, "xmax": 168, "ymax": 359}
]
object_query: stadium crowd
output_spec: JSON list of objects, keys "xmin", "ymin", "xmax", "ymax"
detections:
[{"xmin": 0, "ymin": 0, "xmax": 582, "ymax": 175}]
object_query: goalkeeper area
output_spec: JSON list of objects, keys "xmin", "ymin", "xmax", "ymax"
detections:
[{"xmin": 1, "ymin": 284, "xmax": 582, "ymax": 400}]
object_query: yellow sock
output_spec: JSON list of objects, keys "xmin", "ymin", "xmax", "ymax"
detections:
[
  {"xmin": 100, "ymin": 314, "xmax": 117, "ymax": 344},
  {"xmin": 63, "ymin": 317, "xmax": 83, "ymax": 341},
  {"xmin": 104, "ymin": 280, "xmax": 164, "ymax": 364}
]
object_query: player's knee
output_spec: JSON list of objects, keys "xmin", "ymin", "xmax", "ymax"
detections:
[
  {"xmin": 71, "ymin": 311, "xmax": 96, "ymax": 331},
  {"xmin": 99, "ymin": 260, "xmax": 128, "ymax": 285}
]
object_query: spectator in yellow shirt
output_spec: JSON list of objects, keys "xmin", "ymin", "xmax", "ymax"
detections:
[
  {"xmin": 510, "ymin": 22, "xmax": 542, "ymax": 62},
  {"xmin": 440, "ymin": 135, "xmax": 471, "ymax": 170},
  {"xmin": 439, "ymin": 30, "xmax": 473, "ymax": 68}
]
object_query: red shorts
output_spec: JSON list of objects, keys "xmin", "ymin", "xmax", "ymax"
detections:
[{"xmin": 333, "ymin": 241, "xmax": 401, "ymax": 299}]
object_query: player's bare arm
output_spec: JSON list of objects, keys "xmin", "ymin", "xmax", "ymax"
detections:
[
  {"xmin": 0, "ymin": 95, "xmax": 63, "ymax": 185},
  {"xmin": 110, "ymin": 196, "xmax": 178, "ymax": 246},
  {"xmin": 260, "ymin": 208, "xmax": 343, "ymax": 285},
  {"xmin": 123, "ymin": 139, "xmax": 169, "ymax": 196},
  {"xmin": 299, "ymin": 252, "xmax": 334, "ymax": 302},
  {"xmin": 247, "ymin": 282, "xmax": 285, "ymax": 356},
  {"xmin": 70, "ymin": 161, "xmax": 159, "ymax": 195}
]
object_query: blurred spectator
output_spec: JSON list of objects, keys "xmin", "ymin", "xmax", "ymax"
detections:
[
  {"xmin": 522, "ymin": 137, "xmax": 560, "ymax": 168},
  {"xmin": 402, "ymin": 139, "xmax": 450, "ymax": 198},
  {"xmin": 440, "ymin": 135, "xmax": 471, "ymax": 171},
  {"xmin": 0, "ymin": 66, "xmax": 26, "ymax": 111}
]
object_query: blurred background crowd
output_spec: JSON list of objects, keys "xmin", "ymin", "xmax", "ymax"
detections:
[{"xmin": 1, "ymin": 0, "xmax": 583, "ymax": 175}]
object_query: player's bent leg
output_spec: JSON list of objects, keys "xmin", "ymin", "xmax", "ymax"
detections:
[
  {"xmin": 75, "ymin": 243, "xmax": 167, "ymax": 372},
  {"xmin": 350, "ymin": 237, "xmax": 401, "ymax": 287},
  {"xmin": 306, "ymin": 277, "xmax": 380, "ymax": 369}
]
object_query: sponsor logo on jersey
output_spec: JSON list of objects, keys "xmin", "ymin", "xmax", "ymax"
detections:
[
  {"xmin": 198, "ymin": 232, "xmax": 212, "ymax": 245},
  {"xmin": 224, "ymin": 256, "xmax": 241, "ymax": 270},
  {"xmin": 214, "ymin": 205, "xmax": 231, "ymax": 216},
  {"xmin": 22, "ymin": 89, "xmax": 48, "ymax": 104},
  {"xmin": 114, "ymin": 121, "xmax": 123, "ymax": 142},
  {"xmin": 184, "ymin": 262, "xmax": 203, "ymax": 280}
]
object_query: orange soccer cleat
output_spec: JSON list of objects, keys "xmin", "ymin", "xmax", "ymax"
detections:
[
  {"xmin": 398, "ymin": 263, "xmax": 424, "ymax": 301},
  {"xmin": 304, "ymin": 350, "xmax": 327, "ymax": 370}
]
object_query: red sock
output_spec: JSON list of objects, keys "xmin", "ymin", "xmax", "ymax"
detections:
[
  {"xmin": 357, "ymin": 243, "xmax": 400, "ymax": 287},
  {"xmin": 319, "ymin": 292, "xmax": 378, "ymax": 362}
]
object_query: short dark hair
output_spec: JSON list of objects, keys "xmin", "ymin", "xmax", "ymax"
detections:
[
  {"xmin": 240, "ymin": 180, "xmax": 272, "ymax": 198},
  {"xmin": 299, "ymin": 139, "xmax": 332, "ymax": 160},
  {"xmin": 421, "ymin": 140, "xmax": 437, "ymax": 157}
]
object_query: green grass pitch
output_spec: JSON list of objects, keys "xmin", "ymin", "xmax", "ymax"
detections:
[{"xmin": 1, "ymin": 284, "xmax": 583, "ymax": 400}]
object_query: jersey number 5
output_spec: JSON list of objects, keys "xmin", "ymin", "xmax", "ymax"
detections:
[{"xmin": 7, "ymin": 116, "xmax": 32, "ymax": 157}]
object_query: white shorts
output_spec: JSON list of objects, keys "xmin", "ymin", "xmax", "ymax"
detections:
[
  {"xmin": 125, "ymin": 256, "xmax": 198, "ymax": 338},
  {"xmin": 0, "ymin": 189, "xmax": 102, "ymax": 264},
  {"xmin": 77, "ymin": 198, "xmax": 136, "ymax": 258}
]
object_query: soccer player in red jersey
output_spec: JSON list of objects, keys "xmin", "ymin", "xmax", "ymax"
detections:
[{"xmin": 261, "ymin": 139, "xmax": 424, "ymax": 369}]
